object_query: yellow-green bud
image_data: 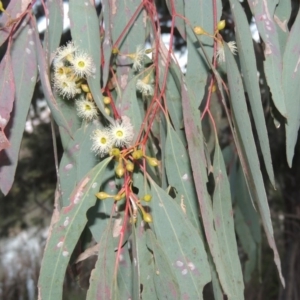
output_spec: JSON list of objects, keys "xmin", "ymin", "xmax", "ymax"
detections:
[
  {"xmin": 115, "ymin": 164, "xmax": 125, "ymax": 177},
  {"xmin": 143, "ymin": 194, "xmax": 152, "ymax": 202},
  {"xmin": 145, "ymin": 48, "xmax": 153, "ymax": 54},
  {"xmin": 194, "ymin": 26, "xmax": 206, "ymax": 35},
  {"xmin": 87, "ymin": 92, "xmax": 93, "ymax": 101},
  {"xmin": 103, "ymin": 96, "xmax": 111, "ymax": 105},
  {"xmin": 112, "ymin": 47, "xmax": 119, "ymax": 54},
  {"xmin": 114, "ymin": 192, "xmax": 125, "ymax": 201},
  {"xmin": 142, "ymin": 212, "xmax": 153, "ymax": 223},
  {"xmin": 126, "ymin": 161, "xmax": 134, "ymax": 172},
  {"xmin": 110, "ymin": 148, "xmax": 120, "ymax": 157},
  {"xmin": 217, "ymin": 20, "xmax": 226, "ymax": 31},
  {"xmin": 146, "ymin": 156, "xmax": 159, "ymax": 167},
  {"xmin": 105, "ymin": 107, "xmax": 111, "ymax": 115},
  {"xmin": 132, "ymin": 149, "xmax": 143, "ymax": 160},
  {"xmin": 96, "ymin": 192, "xmax": 113, "ymax": 200},
  {"xmin": 81, "ymin": 84, "xmax": 90, "ymax": 93}
]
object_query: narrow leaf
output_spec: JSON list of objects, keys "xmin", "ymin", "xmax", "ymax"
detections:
[
  {"xmin": 44, "ymin": 0, "xmax": 64, "ymax": 63},
  {"xmin": 181, "ymin": 81, "xmax": 234, "ymax": 297},
  {"xmin": 283, "ymin": 8, "xmax": 300, "ymax": 166},
  {"xmin": 146, "ymin": 230, "xmax": 180, "ymax": 300},
  {"xmin": 149, "ymin": 179, "xmax": 211, "ymax": 299},
  {"xmin": 229, "ymin": 0, "xmax": 275, "ymax": 187},
  {"xmin": 0, "ymin": 22, "xmax": 37, "ymax": 195},
  {"xmin": 246, "ymin": 0, "xmax": 287, "ymax": 117},
  {"xmin": 165, "ymin": 123, "xmax": 200, "ymax": 230},
  {"xmin": 38, "ymin": 157, "xmax": 111, "ymax": 300},
  {"xmin": 87, "ymin": 223, "xmax": 116, "ymax": 300},
  {"xmin": 0, "ymin": 52, "xmax": 15, "ymax": 150},
  {"xmin": 213, "ymin": 143, "xmax": 244, "ymax": 299},
  {"xmin": 224, "ymin": 44, "xmax": 284, "ymax": 287}
]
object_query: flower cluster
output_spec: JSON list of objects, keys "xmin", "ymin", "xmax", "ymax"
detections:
[
  {"xmin": 52, "ymin": 41, "xmax": 98, "ymax": 121},
  {"xmin": 91, "ymin": 116, "xmax": 134, "ymax": 157}
]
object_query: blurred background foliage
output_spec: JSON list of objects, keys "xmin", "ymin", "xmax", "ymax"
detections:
[{"xmin": 0, "ymin": 0, "xmax": 300, "ymax": 299}]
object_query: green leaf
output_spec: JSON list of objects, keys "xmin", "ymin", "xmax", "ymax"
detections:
[
  {"xmin": 212, "ymin": 143, "xmax": 244, "ymax": 299},
  {"xmin": 0, "ymin": 22, "xmax": 37, "ymax": 195},
  {"xmin": 229, "ymin": 0, "xmax": 275, "ymax": 187},
  {"xmin": 235, "ymin": 206, "xmax": 258, "ymax": 283},
  {"xmin": 86, "ymin": 223, "xmax": 116, "ymax": 300},
  {"xmin": 224, "ymin": 44, "xmax": 285, "ymax": 287},
  {"xmin": 181, "ymin": 81, "xmax": 233, "ymax": 296},
  {"xmin": 274, "ymin": 0, "xmax": 291, "ymax": 55},
  {"xmin": 69, "ymin": 0, "xmax": 110, "ymax": 122},
  {"xmin": 158, "ymin": 46, "xmax": 185, "ymax": 143},
  {"xmin": 56, "ymin": 94, "xmax": 81, "ymax": 149},
  {"xmin": 133, "ymin": 222, "xmax": 157, "ymax": 300},
  {"xmin": 38, "ymin": 157, "xmax": 111, "ymax": 300},
  {"xmin": 185, "ymin": 0, "xmax": 222, "ymax": 106},
  {"xmin": 44, "ymin": 0, "xmax": 63, "ymax": 63},
  {"xmin": 165, "ymin": 123, "xmax": 200, "ymax": 230},
  {"xmin": 282, "ymin": 9, "xmax": 300, "ymax": 166},
  {"xmin": 149, "ymin": 180, "xmax": 211, "ymax": 299},
  {"xmin": 59, "ymin": 122, "xmax": 99, "ymax": 207},
  {"xmin": 246, "ymin": 0, "xmax": 287, "ymax": 117},
  {"xmin": 0, "ymin": 0, "xmax": 29, "ymax": 46},
  {"xmin": 146, "ymin": 230, "xmax": 181, "ymax": 299},
  {"xmin": 118, "ymin": 76, "xmax": 143, "ymax": 141},
  {"xmin": 87, "ymin": 161, "xmax": 115, "ymax": 242}
]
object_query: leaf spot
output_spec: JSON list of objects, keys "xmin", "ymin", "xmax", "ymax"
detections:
[
  {"xmin": 176, "ymin": 260, "xmax": 184, "ymax": 267},
  {"xmin": 63, "ymin": 217, "xmax": 70, "ymax": 227},
  {"xmin": 187, "ymin": 262, "xmax": 195, "ymax": 271},
  {"xmin": 74, "ymin": 191, "xmax": 83, "ymax": 204},
  {"xmin": 119, "ymin": 254, "xmax": 124, "ymax": 262},
  {"xmin": 182, "ymin": 173, "xmax": 188, "ymax": 180},
  {"xmin": 57, "ymin": 241, "xmax": 63, "ymax": 248},
  {"xmin": 134, "ymin": 258, "xmax": 137, "ymax": 266},
  {"xmin": 27, "ymin": 29, "xmax": 33, "ymax": 35},
  {"xmin": 92, "ymin": 182, "xmax": 97, "ymax": 189},
  {"xmin": 26, "ymin": 48, "xmax": 31, "ymax": 54},
  {"xmin": 64, "ymin": 163, "xmax": 73, "ymax": 171},
  {"xmin": 29, "ymin": 40, "xmax": 34, "ymax": 46},
  {"xmin": 0, "ymin": 115, "xmax": 8, "ymax": 127},
  {"xmin": 62, "ymin": 251, "xmax": 69, "ymax": 257},
  {"xmin": 181, "ymin": 268, "xmax": 188, "ymax": 275},
  {"xmin": 31, "ymin": 76, "xmax": 35, "ymax": 82}
]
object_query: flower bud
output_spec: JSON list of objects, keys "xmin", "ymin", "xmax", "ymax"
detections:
[
  {"xmin": 103, "ymin": 96, "xmax": 111, "ymax": 104},
  {"xmin": 105, "ymin": 107, "xmax": 111, "ymax": 115},
  {"xmin": 126, "ymin": 161, "xmax": 134, "ymax": 172},
  {"xmin": 143, "ymin": 194, "xmax": 152, "ymax": 202},
  {"xmin": 115, "ymin": 163, "xmax": 125, "ymax": 177},
  {"xmin": 110, "ymin": 148, "xmax": 120, "ymax": 157},
  {"xmin": 112, "ymin": 47, "xmax": 119, "ymax": 54},
  {"xmin": 81, "ymin": 84, "xmax": 90, "ymax": 93},
  {"xmin": 194, "ymin": 26, "xmax": 206, "ymax": 35},
  {"xmin": 142, "ymin": 212, "xmax": 153, "ymax": 223},
  {"xmin": 96, "ymin": 192, "xmax": 113, "ymax": 200},
  {"xmin": 146, "ymin": 156, "xmax": 159, "ymax": 167},
  {"xmin": 217, "ymin": 20, "xmax": 226, "ymax": 31},
  {"xmin": 87, "ymin": 92, "xmax": 93, "ymax": 101},
  {"xmin": 145, "ymin": 48, "xmax": 153, "ymax": 54},
  {"xmin": 114, "ymin": 192, "xmax": 125, "ymax": 201},
  {"xmin": 132, "ymin": 149, "xmax": 143, "ymax": 160}
]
